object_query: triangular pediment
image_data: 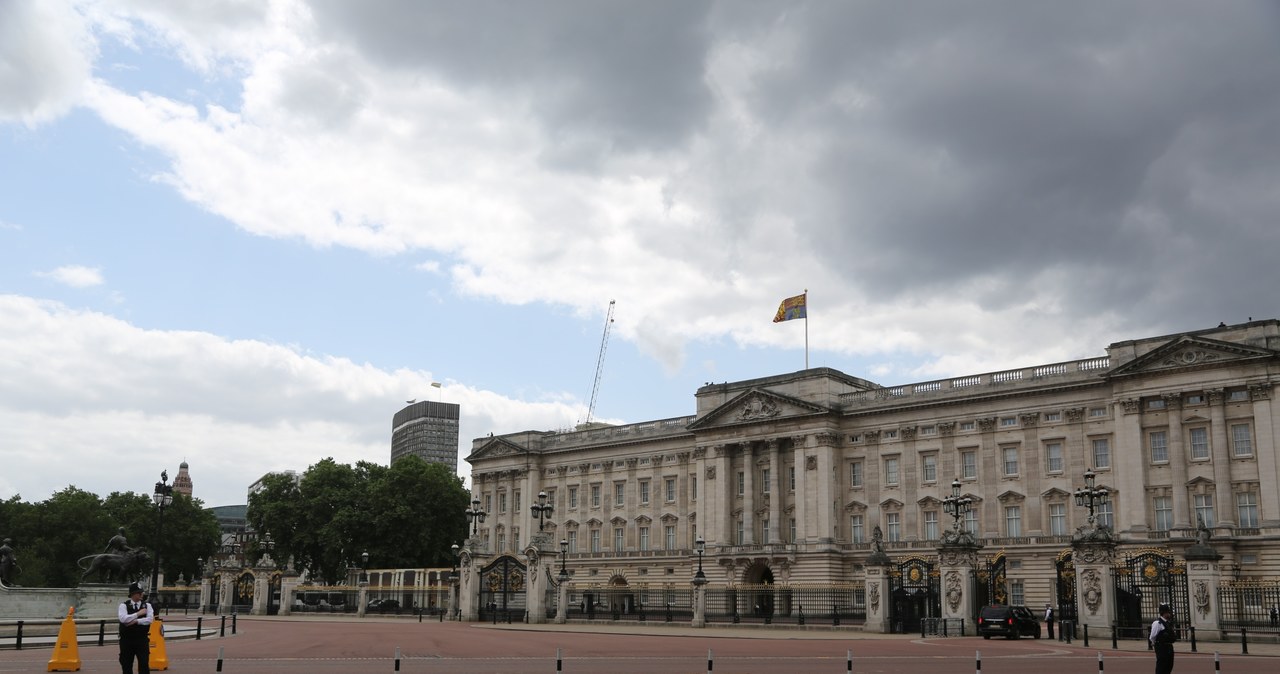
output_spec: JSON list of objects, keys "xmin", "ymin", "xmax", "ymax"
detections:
[
  {"xmin": 997, "ymin": 490, "xmax": 1025, "ymax": 503},
  {"xmin": 879, "ymin": 498, "xmax": 904, "ymax": 509},
  {"xmin": 917, "ymin": 496, "xmax": 942, "ymax": 507},
  {"xmin": 465, "ymin": 437, "xmax": 528, "ymax": 463},
  {"xmin": 687, "ymin": 388, "xmax": 832, "ymax": 430},
  {"xmin": 843, "ymin": 499, "xmax": 868, "ymax": 512},
  {"xmin": 1041, "ymin": 488, "xmax": 1071, "ymax": 500},
  {"xmin": 1109, "ymin": 335, "xmax": 1275, "ymax": 379}
]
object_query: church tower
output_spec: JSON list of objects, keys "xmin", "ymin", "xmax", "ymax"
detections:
[{"xmin": 173, "ymin": 460, "xmax": 193, "ymax": 498}]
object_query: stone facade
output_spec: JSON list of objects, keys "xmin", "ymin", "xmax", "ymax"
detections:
[{"xmin": 465, "ymin": 320, "xmax": 1280, "ymax": 607}]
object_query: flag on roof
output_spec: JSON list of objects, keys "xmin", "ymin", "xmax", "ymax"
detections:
[{"xmin": 773, "ymin": 293, "xmax": 807, "ymax": 323}]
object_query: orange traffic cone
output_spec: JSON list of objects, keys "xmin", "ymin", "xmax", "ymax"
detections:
[
  {"xmin": 46, "ymin": 606, "xmax": 81, "ymax": 672},
  {"xmin": 148, "ymin": 617, "xmax": 169, "ymax": 670}
]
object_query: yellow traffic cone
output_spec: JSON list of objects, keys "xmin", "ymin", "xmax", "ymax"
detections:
[
  {"xmin": 46, "ymin": 606, "xmax": 81, "ymax": 672},
  {"xmin": 148, "ymin": 617, "xmax": 169, "ymax": 670}
]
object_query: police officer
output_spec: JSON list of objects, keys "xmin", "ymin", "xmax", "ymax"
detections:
[
  {"xmin": 118, "ymin": 582, "xmax": 153, "ymax": 674},
  {"xmin": 1149, "ymin": 603, "xmax": 1178, "ymax": 674},
  {"xmin": 1044, "ymin": 603, "xmax": 1055, "ymax": 640}
]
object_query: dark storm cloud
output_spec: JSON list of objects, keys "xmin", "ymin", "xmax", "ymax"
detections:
[
  {"xmin": 703, "ymin": 2, "xmax": 1280, "ymax": 328},
  {"xmin": 307, "ymin": 0, "xmax": 715, "ymax": 158}
]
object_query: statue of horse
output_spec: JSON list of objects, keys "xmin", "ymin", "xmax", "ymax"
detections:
[{"xmin": 78, "ymin": 548, "xmax": 151, "ymax": 584}]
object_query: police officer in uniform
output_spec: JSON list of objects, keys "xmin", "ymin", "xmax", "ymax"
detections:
[
  {"xmin": 118, "ymin": 581, "xmax": 153, "ymax": 674},
  {"xmin": 1149, "ymin": 603, "xmax": 1178, "ymax": 674}
]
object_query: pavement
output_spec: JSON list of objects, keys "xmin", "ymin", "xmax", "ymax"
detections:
[{"xmin": 2, "ymin": 616, "xmax": 1277, "ymax": 673}]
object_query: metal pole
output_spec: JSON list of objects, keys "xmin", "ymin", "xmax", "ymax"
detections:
[
  {"xmin": 1097, "ymin": 651, "xmax": 1103, "ymax": 674},
  {"xmin": 394, "ymin": 646, "xmax": 401, "ymax": 672},
  {"xmin": 975, "ymin": 649, "xmax": 981, "ymax": 674}
]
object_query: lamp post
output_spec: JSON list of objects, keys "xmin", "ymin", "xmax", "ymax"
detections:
[
  {"xmin": 558, "ymin": 539, "xmax": 569, "ymax": 582},
  {"xmin": 151, "ymin": 470, "xmax": 175, "ymax": 593},
  {"xmin": 260, "ymin": 533, "xmax": 275, "ymax": 569},
  {"xmin": 531, "ymin": 491, "xmax": 554, "ymax": 531},
  {"xmin": 942, "ymin": 478, "xmax": 974, "ymax": 533},
  {"xmin": 465, "ymin": 497, "xmax": 488, "ymax": 536},
  {"xmin": 692, "ymin": 536, "xmax": 707, "ymax": 586},
  {"xmin": 1073, "ymin": 468, "xmax": 1110, "ymax": 527},
  {"xmin": 196, "ymin": 558, "xmax": 203, "ymax": 581},
  {"xmin": 360, "ymin": 551, "xmax": 369, "ymax": 584}
]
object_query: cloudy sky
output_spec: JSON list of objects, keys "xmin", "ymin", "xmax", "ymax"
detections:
[{"xmin": 2, "ymin": 0, "xmax": 1278, "ymax": 508}]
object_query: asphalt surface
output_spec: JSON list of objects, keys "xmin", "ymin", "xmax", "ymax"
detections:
[{"xmin": 4, "ymin": 616, "xmax": 1277, "ymax": 673}]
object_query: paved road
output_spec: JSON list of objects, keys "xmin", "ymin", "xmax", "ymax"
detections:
[{"xmin": 4, "ymin": 617, "xmax": 1276, "ymax": 673}]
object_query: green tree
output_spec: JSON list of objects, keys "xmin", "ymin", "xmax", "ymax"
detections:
[{"xmin": 247, "ymin": 456, "xmax": 468, "ymax": 583}]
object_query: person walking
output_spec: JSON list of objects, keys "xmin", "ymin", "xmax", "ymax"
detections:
[
  {"xmin": 118, "ymin": 582, "xmax": 153, "ymax": 674},
  {"xmin": 1270, "ymin": 604, "xmax": 1278, "ymax": 628},
  {"xmin": 1149, "ymin": 603, "xmax": 1178, "ymax": 674},
  {"xmin": 1044, "ymin": 603, "xmax": 1055, "ymax": 640}
]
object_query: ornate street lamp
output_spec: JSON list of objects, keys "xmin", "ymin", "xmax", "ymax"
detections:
[
  {"xmin": 151, "ymin": 470, "xmax": 175, "ymax": 593},
  {"xmin": 558, "ymin": 539, "xmax": 569, "ymax": 582},
  {"xmin": 465, "ymin": 497, "xmax": 488, "ymax": 536},
  {"xmin": 360, "ymin": 551, "xmax": 369, "ymax": 584},
  {"xmin": 450, "ymin": 544, "xmax": 460, "ymax": 581},
  {"xmin": 195, "ymin": 557, "xmax": 203, "ymax": 581},
  {"xmin": 692, "ymin": 536, "xmax": 707, "ymax": 586},
  {"xmin": 260, "ymin": 533, "xmax": 276, "ymax": 569},
  {"xmin": 942, "ymin": 478, "xmax": 974, "ymax": 533},
  {"xmin": 1073, "ymin": 468, "xmax": 1110, "ymax": 526},
  {"xmin": 531, "ymin": 491, "xmax": 554, "ymax": 531}
]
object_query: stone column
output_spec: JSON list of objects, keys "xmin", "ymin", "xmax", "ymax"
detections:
[
  {"xmin": 1249, "ymin": 383, "xmax": 1279, "ymax": 523},
  {"xmin": 742, "ymin": 443, "xmax": 755, "ymax": 544},
  {"xmin": 691, "ymin": 581, "xmax": 707, "ymax": 628},
  {"xmin": 218, "ymin": 574, "xmax": 233, "ymax": 616},
  {"xmin": 768, "ymin": 440, "xmax": 782, "ymax": 544},
  {"xmin": 1164, "ymin": 394, "xmax": 1191, "ymax": 529},
  {"xmin": 458, "ymin": 544, "xmax": 484, "ymax": 622},
  {"xmin": 1184, "ymin": 538, "xmax": 1224, "ymax": 641},
  {"xmin": 1072, "ymin": 531, "xmax": 1119, "ymax": 632},
  {"xmin": 1208, "ymin": 389, "xmax": 1235, "ymax": 528},
  {"xmin": 357, "ymin": 577, "xmax": 368, "ymax": 618},
  {"xmin": 523, "ymin": 532, "xmax": 555, "ymax": 624},
  {"xmin": 862, "ymin": 548, "xmax": 894, "ymax": 634},
  {"xmin": 277, "ymin": 572, "xmax": 299, "ymax": 616},
  {"xmin": 198, "ymin": 575, "xmax": 211, "ymax": 613},
  {"xmin": 937, "ymin": 533, "xmax": 984, "ymax": 635},
  {"xmin": 251, "ymin": 570, "xmax": 269, "ymax": 615}
]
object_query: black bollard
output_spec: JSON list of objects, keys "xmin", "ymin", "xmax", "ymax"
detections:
[
  {"xmin": 1241, "ymin": 627, "xmax": 1248, "ymax": 655},
  {"xmin": 14, "ymin": 621, "xmax": 22, "ymax": 650},
  {"xmin": 833, "ymin": 604, "xmax": 840, "ymax": 627},
  {"xmin": 216, "ymin": 645, "xmax": 224, "ymax": 672},
  {"xmin": 1083, "ymin": 623, "xmax": 1089, "ymax": 647},
  {"xmin": 196, "ymin": 616, "xmax": 203, "ymax": 640},
  {"xmin": 98, "ymin": 620, "xmax": 105, "ymax": 646},
  {"xmin": 394, "ymin": 646, "xmax": 401, "ymax": 672},
  {"xmin": 232, "ymin": 612, "xmax": 237, "ymax": 635},
  {"xmin": 798, "ymin": 605, "xmax": 805, "ymax": 626},
  {"xmin": 1190, "ymin": 625, "xmax": 1197, "ymax": 653},
  {"xmin": 220, "ymin": 615, "xmax": 226, "ymax": 637},
  {"xmin": 1111, "ymin": 623, "xmax": 1117, "ymax": 650}
]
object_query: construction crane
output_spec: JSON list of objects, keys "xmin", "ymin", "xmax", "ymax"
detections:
[{"xmin": 584, "ymin": 300, "xmax": 616, "ymax": 426}]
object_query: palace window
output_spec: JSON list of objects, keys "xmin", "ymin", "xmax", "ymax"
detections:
[
  {"xmin": 961, "ymin": 450, "xmax": 977, "ymax": 479},
  {"xmin": 1149, "ymin": 431, "xmax": 1169, "ymax": 463},
  {"xmin": 1045, "ymin": 442, "xmax": 1063, "ymax": 473},
  {"xmin": 761, "ymin": 518, "xmax": 771, "ymax": 544},
  {"xmin": 1194, "ymin": 494, "xmax": 1214, "ymax": 527},
  {"xmin": 789, "ymin": 466, "xmax": 796, "ymax": 491},
  {"xmin": 735, "ymin": 519, "xmax": 745, "ymax": 545},
  {"xmin": 615, "ymin": 482, "xmax": 625, "ymax": 506},
  {"xmin": 590, "ymin": 529, "xmax": 601, "ymax": 553},
  {"xmin": 1096, "ymin": 501, "xmax": 1114, "ymax": 529},
  {"xmin": 664, "ymin": 525, "xmax": 676, "ymax": 550},
  {"xmin": 568, "ymin": 486, "xmax": 578, "ymax": 509},
  {"xmin": 567, "ymin": 530, "xmax": 577, "ymax": 553},
  {"xmin": 923, "ymin": 510, "xmax": 939, "ymax": 540},
  {"xmin": 850, "ymin": 461, "xmax": 864, "ymax": 487},
  {"xmin": 639, "ymin": 480, "xmax": 650, "ymax": 504},
  {"xmin": 665, "ymin": 478, "xmax": 677, "ymax": 502},
  {"xmin": 1154, "ymin": 496, "xmax": 1172, "ymax": 531},
  {"xmin": 884, "ymin": 457, "xmax": 900, "ymax": 486},
  {"xmin": 1237, "ymin": 492, "xmax": 1259, "ymax": 528},
  {"xmin": 1005, "ymin": 506, "xmax": 1022, "ymax": 537},
  {"xmin": 737, "ymin": 471, "xmax": 745, "ymax": 497},
  {"xmin": 761, "ymin": 468, "xmax": 771, "ymax": 494},
  {"xmin": 1048, "ymin": 503, "xmax": 1067, "ymax": 535},
  {"xmin": 922, "ymin": 454, "xmax": 937, "ymax": 483},
  {"xmin": 613, "ymin": 527, "xmax": 624, "ymax": 552},
  {"xmin": 499, "ymin": 492, "xmax": 508, "ymax": 513},
  {"xmin": 964, "ymin": 509, "xmax": 978, "ymax": 535},
  {"xmin": 1232, "ymin": 424, "xmax": 1253, "ymax": 457},
  {"xmin": 591, "ymin": 484, "xmax": 601, "ymax": 508},
  {"xmin": 886, "ymin": 512, "xmax": 901, "ymax": 541},
  {"xmin": 639, "ymin": 526, "xmax": 650, "ymax": 551},
  {"xmin": 850, "ymin": 515, "xmax": 865, "ymax": 543},
  {"xmin": 1092, "ymin": 438, "xmax": 1111, "ymax": 469},
  {"xmin": 1002, "ymin": 447, "xmax": 1019, "ymax": 476},
  {"xmin": 1189, "ymin": 427, "xmax": 1209, "ymax": 460}
]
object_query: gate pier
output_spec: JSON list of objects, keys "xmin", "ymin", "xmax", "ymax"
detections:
[
  {"xmin": 938, "ymin": 529, "xmax": 983, "ymax": 635},
  {"xmin": 1072, "ymin": 526, "xmax": 1118, "ymax": 632}
]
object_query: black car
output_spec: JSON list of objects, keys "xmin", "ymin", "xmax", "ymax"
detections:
[{"xmin": 977, "ymin": 605, "xmax": 1041, "ymax": 639}]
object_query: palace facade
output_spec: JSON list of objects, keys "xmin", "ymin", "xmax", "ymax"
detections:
[{"xmin": 464, "ymin": 320, "xmax": 1280, "ymax": 607}]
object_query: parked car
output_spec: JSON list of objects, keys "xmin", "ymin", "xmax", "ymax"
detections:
[
  {"xmin": 367, "ymin": 598, "xmax": 400, "ymax": 613},
  {"xmin": 977, "ymin": 605, "xmax": 1041, "ymax": 639}
]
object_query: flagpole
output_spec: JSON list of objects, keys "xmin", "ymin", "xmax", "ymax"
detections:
[{"xmin": 804, "ymin": 289, "xmax": 809, "ymax": 370}]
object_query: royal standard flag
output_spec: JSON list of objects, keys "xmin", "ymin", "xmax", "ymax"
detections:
[{"xmin": 773, "ymin": 293, "xmax": 807, "ymax": 323}]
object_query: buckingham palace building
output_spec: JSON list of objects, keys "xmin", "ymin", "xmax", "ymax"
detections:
[{"xmin": 464, "ymin": 320, "xmax": 1280, "ymax": 620}]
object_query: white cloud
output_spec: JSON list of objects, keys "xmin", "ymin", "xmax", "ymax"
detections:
[
  {"xmin": 0, "ymin": 0, "xmax": 96, "ymax": 125},
  {"xmin": 36, "ymin": 265, "xmax": 105, "ymax": 288},
  {"xmin": 0, "ymin": 295, "xmax": 582, "ymax": 505}
]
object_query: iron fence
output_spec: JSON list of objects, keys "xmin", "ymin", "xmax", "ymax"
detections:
[
  {"xmin": 706, "ymin": 584, "xmax": 866, "ymax": 626},
  {"xmin": 292, "ymin": 587, "xmax": 359, "ymax": 614},
  {"xmin": 564, "ymin": 586, "xmax": 695, "ymax": 622},
  {"xmin": 1218, "ymin": 581, "xmax": 1280, "ymax": 635}
]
